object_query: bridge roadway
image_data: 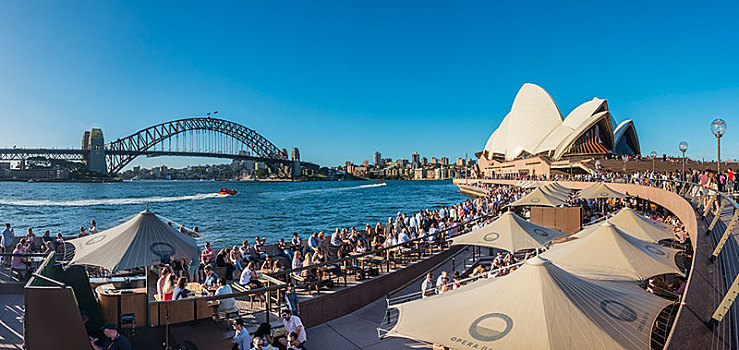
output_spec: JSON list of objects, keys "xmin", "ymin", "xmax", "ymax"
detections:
[{"xmin": 0, "ymin": 148, "xmax": 319, "ymax": 169}]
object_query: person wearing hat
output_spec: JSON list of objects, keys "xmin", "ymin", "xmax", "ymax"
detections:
[{"xmin": 89, "ymin": 322, "xmax": 131, "ymax": 350}]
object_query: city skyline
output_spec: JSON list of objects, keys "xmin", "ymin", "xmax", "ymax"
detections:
[{"xmin": 1, "ymin": 2, "xmax": 738, "ymax": 170}]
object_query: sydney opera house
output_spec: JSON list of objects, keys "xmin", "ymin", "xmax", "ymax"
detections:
[{"xmin": 477, "ymin": 83, "xmax": 641, "ymax": 178}]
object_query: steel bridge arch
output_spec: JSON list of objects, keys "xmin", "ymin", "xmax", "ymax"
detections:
[{"xmin": 105, "ymin": 117, "xmax": 286, "ymax": 174}]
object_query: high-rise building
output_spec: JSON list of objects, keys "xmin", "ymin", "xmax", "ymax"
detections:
[
  {"xmin": 431, "ymin": 157, "xmax": 438, "ymax": 164},
  {"xmin": 440, "ymin": 157, "xmax": 449, "ymax": 166},
  {"xmin": 374, "ymin": 151, "xmax": 382, "ymax": 166},
  {"xmin": 421, "ymin": 157, "xmax": 428, "ymax": 166},
  {"xmin": 412, "ymin": 152, "xmax": 420, "ymax": 168}
]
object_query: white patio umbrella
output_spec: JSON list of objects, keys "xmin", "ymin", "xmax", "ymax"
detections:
[
  {"xmin": 578, "ymin": 182, "xmax": 627, "ymax": 199},
  {"xmin": 544, "ymin": 222, "xmax": 682, "ymax": 281},
  {"xmin": 575, "ymin": 207, "xmax": 675, "ymax": 242},
  {"xmin": 508, "ymin": 187, "xmax": 568, "ymax": 207},
  {"xmin": 67, "ymin": 208, "xmax": 200, "ymax": 272},
  {"xmin": 386, "ymin": 256, "xmax": 673, "ymax": 349},
  {"xmin": 452, "ymin": 211, "xmax": 565, "ymax": 252}
]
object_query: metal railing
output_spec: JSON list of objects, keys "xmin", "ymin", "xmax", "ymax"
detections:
[{"xmin": 461, "ymin": 176, "xmax": 739, "ymax": 348}]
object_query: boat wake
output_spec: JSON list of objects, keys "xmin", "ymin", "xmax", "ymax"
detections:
[
  {"xmin": 0, "ymin": 193, "xmax": 228, "ymax": 207},
  {"xmin": 268, "ymin": 182, "xmax": 387, "ymax": 200}
]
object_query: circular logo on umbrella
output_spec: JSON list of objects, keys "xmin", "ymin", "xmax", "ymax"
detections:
[
  {"xmin": 600, "ymin": 192, "xmax": 610, "ymax": 197},
  {"xmin": 531, "ymin": 198, "xmax": 541, "ymax": 203},
  {"xmin": 600, "ymin": 300, "xmax": 637, "ymax": 322},
  {"xmin": 644, "ymin": 245, "xmax": 665, "ymax": 256},
  {"xmin": 483, "ymin": 232, "xmax": 501, "ymax": 242},
  {"xmin": 150, "ymin": 242, "xmax": 176, "ymax": 258},
  {"xmin": 85, "ymin": 235, "xmax": 106, "ymax": 246},
  {"xmin": 469, "ymin": 313, "xmax": 513, "ymax": 341},
  {"xmin": 532, "ymin": 228, "xmax": 549, "ymax": 237}
]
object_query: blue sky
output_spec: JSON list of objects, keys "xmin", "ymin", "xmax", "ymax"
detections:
[{"xmin": 0, "ymin": 1, "xmax": 737, "ymax": 169}]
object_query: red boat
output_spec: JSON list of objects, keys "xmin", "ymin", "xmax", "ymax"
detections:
[{"xmin": 218, "ymin": 188, "xmax": 237, "ymax": 195}]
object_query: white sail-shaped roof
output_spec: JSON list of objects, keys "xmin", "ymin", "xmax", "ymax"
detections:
[
  {"xmin": 483, "ymin": 83, "xmax": 563, "ymax": 161},
  {"xmin": 482, "ymin": 84, "xmax": 640, "ymax": 161}
]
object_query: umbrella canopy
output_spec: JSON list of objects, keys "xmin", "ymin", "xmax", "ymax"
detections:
[
  {"xmin": 575, "ymin": 208, "xmax": 675, "ymax": 242},
  {"xmin": 68, "ymin": 209, "xmax": 200, "ymax": 272},
  {"xmin": 386, "ymin": 256, "xmax": 673, "ymax": 349},
  {"xmin": 508, "ymin": 187, "xmax": 568, "ymax": 207},
  {"xmin": 578, "ymin": 182, "xmax": 627, "ymax": 199},
  {"xmin": 518, "ymin": 181, "xmax": 544, "ymax": 189},
  {"xmin": 452, "ymin": 211, "xmax": 566, "ymax": 252},
  {"xmin": 539, "ymin": 185, "xmax": 570, "ymax": 202},
  {"xmin": 543, "ymin": 222, "xmax": 682, "ymax": 281},
  {"xmin": 543, "ymin": 182, "xmax": 573, "ymax": 195}
]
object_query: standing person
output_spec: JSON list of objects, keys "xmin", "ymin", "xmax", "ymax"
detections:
[
  {"xmin": 1, "ymin": 223, "xmax": 14, "ymax": 265},
  {"xmin": 291, "ymin": 233, "xmax": 302, "ymax": 252},
  {"xmin": 25, "ymin": 228, "xmax": 37, "ymax": 252},
  {"xmin": 279, "ymin": 309, "xmax": 306, "ymax": 347},
  {"xmin": 41, "ymin": 230, "xmax": 53, "ymax": 248},
  {"xmin": 307, "ymin": 232, "xmax": 319, "ymax": 254},
  {"xmin": 199, "ymin": 242, "xmax": 216, "ymax": 281},
  {"xmin": 156, "ymin": 267, "xmax": 171, "ymax": 300},
  {"xmin": 89, "ymin": 323, "xmax": 131, "ymax": 350},
  {"xmin": 421, "ymin": 273, "xmax": 435, "ymax": 297},
  {"xmin": 285, "ymin": 284, "xmax": 300, "ymax": 316},
  {"xmin": 232, "ymin": 318, "xmax": 250, "ymax": 350}
]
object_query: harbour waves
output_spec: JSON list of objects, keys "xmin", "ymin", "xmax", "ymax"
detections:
[{"xmin": 0, "ymin": 193, "xmax": 228, "ymax": 207}]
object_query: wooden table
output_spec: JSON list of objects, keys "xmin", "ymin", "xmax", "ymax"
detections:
[{"xmin": 96, "ymin": 284, "xmax": 147, "ymax": 328}]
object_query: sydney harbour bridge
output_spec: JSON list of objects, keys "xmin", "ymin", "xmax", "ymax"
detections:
[{"xmin": 0, "ymin": 116, "xmax": 319, "ymax": 177}]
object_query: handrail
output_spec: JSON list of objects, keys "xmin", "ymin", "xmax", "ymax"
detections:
[
  {"xmin": 463, "ymin": 176, "xmax": 739, "ymax": 346},
  {"xmin": 387, "ymin": 245, "xmax": 469, "ymax": 298}
]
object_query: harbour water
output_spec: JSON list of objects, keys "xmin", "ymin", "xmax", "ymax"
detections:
[{"xmin": 0, "ymin": 180, "xmax": 468, "ymax": 248}]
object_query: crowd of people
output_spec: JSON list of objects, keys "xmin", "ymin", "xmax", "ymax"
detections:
[
  {"xmin": 420, "ymin": 181, "xmax": 691, "ymax": 308},
  {"xmin": 7, "ymin": 167, "xmax": 706, "ymax": 349}
]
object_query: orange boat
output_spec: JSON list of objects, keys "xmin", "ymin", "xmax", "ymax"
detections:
[{"xmin": 218, "ymin": 188, "xmax": 237, "ymax": 195}]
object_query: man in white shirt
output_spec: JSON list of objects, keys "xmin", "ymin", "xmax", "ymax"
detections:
[
  {"xmin": 397, "ymin": 229, "xmax": 411, "ymax": 244},
  {"xmin": 1, "ymin": 223, "xmax": 14, "ymax": 265},
  {"xmin": 421, "ymin": 273, "xmax": 434, "ymax": 297},
  {"xmin": 435, "ymin": 271, "xmax": 448, "ymax": 290},
  {"xmin": 239, "ymin": 265, "xmax": 253, "ymax": 286},
  {"xmin": 280, "ymin": 309, "xmax": 306, "ymax": 346},
  {"xmin": 214, "ymin": 277, "xmax": 236, "ymax": 311}
]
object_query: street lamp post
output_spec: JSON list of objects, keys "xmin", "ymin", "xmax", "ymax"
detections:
[
  {"xmin": 711, "ymin": 118, "xmax": 727, "ymax": 175},
  {"xmin": 650, "ymin": 151, "xmax": 657, "ymax": 173},
  {"xmin": 679, "ymin": 141, "xmax": 688, "ymax": 180}
]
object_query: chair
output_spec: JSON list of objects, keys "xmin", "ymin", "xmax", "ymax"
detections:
[
  {"xmin": 216, "ymin": 306, "xmax": 240, "ymax": 329},
  {"xmin": 119, "ymin": 313, "xmax": 136, "ymax": 338}
]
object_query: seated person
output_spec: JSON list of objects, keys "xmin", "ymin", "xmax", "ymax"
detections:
[
  {"xmin": 239, "ymin": 261, "xmax": 262, "ymax": 289},
  {"xmin": 212, "ymin": 277, "xmax": 237, "ymax": 317},
  {"xmin": 173, "ymin": 277, "xmax": 192, "ymax": 300},
  {"xmin": 216, "ymin": 247, "xmax": 235, "ymax": 280},
  {"xmin": 253, "ymin": 322, "xmax": 276, "ymax": 347},
  {"xmin": 291, "ymin": 233, "xmax": 302, "ymax": 251},
  {"xmin": 279, "ymin": 239, "xmax": 293, "ymax": 261},
  {"xmin": 254, "ymin": 237, "xmax": 267, "ymax": 260},
  {"xmin": 10, "ymin": 243, "xmax": 28, "ymax": 277},
  {"xmin": 307, "ymin": 232, "xmax": 320, "ymax": 253},
  {"xmin": 260, "ymin": 255, "xmax": 274, "ymax": 273},
  {"xmin": 201, "ymin": 265, "xmax": 219, "ymax": 292}
]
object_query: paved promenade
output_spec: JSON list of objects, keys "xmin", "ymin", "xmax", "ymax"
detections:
[
  {"xmin": 306, "ymin": 247, "xmax": 477, "ymax": 349},
  {"xmin": 0, "ymin": 294, "xmax": 24, "ymax": 349}
]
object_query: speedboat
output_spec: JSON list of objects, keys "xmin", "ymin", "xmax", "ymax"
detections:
[{"xmin": 218, "ymin": 188, "xmax": 237, "ymax": 195}]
